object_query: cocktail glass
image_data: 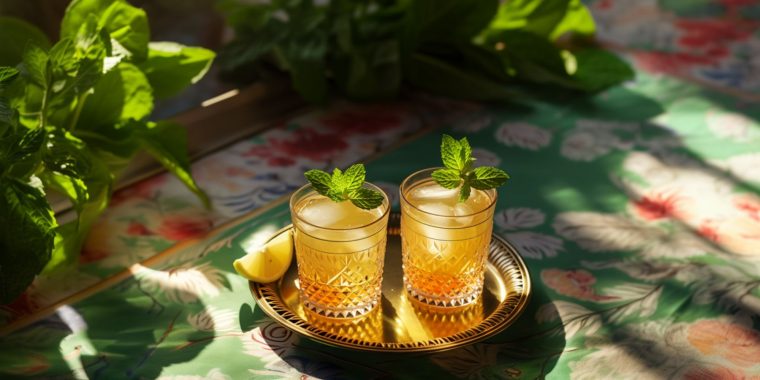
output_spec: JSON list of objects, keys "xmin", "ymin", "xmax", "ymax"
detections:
[
  {"xmin": 400, "ymin": 168, "xmax": 497, "ymax": 307},
  {"xmin": 290, "ymin": 183, "xmax": 390, "ymax": 318}
]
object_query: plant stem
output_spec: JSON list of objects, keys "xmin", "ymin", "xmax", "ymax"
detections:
[{"xmin": 68, "ymin": 92, "xmax": 89, "ymax": 132}]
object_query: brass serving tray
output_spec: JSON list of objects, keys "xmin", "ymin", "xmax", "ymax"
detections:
[{"xmin": 249, "ymin": 213, "xmax": 531, "ymax": 353}]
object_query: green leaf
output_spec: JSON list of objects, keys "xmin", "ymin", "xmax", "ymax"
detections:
[
  {"xmin": 0, "ymin": 17, "xmax": 50, "ymax": 67},
  {"xmin": 304, "ymin": 169, "xmax": 332, "ymax": 196},
  {"xmin": 139, "ymin": 42, "xmax": 215, "ymax": 99},
  {"xmin": 76, "ymin": 62, "xmax": 153, "ymax": 129},
  {"xmin": 283, "ymin": 32, "xmax": 329, "ymax": 104},
  {"xmin": 431, "ymin": 168, "xmax": 461, "ymax": 189},
  {"xmin": 459, "ymin": 136, "xmax": 473, "ymax": 170},
  {"xmin": 333, "ymin": 40, "xmax": 401, "ymax": 100},
  {"xmin": 44, "ymin": 157, "xmax": 112, "ymax": 273},
  {"xmin": 342, "ymin": 164, "xmax": 366, "ymax": 192},
  {"xmin": 0, "ymin": 177, "xmax": 57, "ymax": 304},
  {"xmin": 61, "ymin": 0, "xmax": 150, "ymax": 62},
  {"xmin": 489, "ymin": 0, "xmax": 571, "ymax": 38},
  {"xmin": 458, "ymin": 181, "xmax": 471, "ymax": 203},
  {"xmin": 349, "ymin": 187, "xmax": 384, "ymax": 210},
  {"xmin": 21, "ymin": 44, "xmax": 49, "ymax": 89},
  {"xmin": 0, "ymin": 67, "xmax": 19, "ymax": 86},
  {"xmin": 470, "ymin": 166, "xmax": 509, "ymax": 190},
  {"xmin": 135, "ymin": 120, "xmax": 209, "ymax": 208},
  {"xmin": 549, "ymin": 0, "xmax": 595, "ymax": 40},
  {"xmin": 440, "ymin": 134, "xmax": 462, "ymax": 170},
  {"xmin": 408, "ymin": 0, "xmax": 498, "ymax": 44},
  {"xmin": 571, "ymin": 49, "xmax": 635, "ymax": 92},
  {"xmin": 3, "ymin": 128, "xmax": 45, "ymax": 178},
  {"xmin": 488, "ymin": 30, "xmax": 572, "ymax": 86},
  {"xmin": 406, "ymin": 53, "xmax": 520, "ymax": 103}
]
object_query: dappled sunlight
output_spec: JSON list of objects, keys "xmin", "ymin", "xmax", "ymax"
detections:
[
  {"xmin": 238, "ymin": 224, "xmax": 281, "ymax": 254},
  {"xmin": 131, "ymin": 263, "xmax": 227, "ymax": 303}
]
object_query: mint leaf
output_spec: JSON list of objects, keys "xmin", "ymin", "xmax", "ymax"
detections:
[
  {"xmin": 304, "ymin": 164, "xmax": 384, "ymax": 209},
  {"xmin": 349, "ymin": 187, "xmax": 384, "ymax": 210},
  {"xmin": 77, "ymin": 62, "xmax": 153, "ymax": 129},
  {"xmin": 304, "ymin": 169, "xmax": 332, "ymax": 196},
  {"xmin": 441, "ymin": 134, "xmax": 461, "ymax": 170},
  {"xmin": 0, "ymin": 67, "xmax": 19, "ymax": 86},
  {"xmin": 342, "ymin": 164, "xmax": 365, "ymax": 192},
  {"xmin": 458, "ymin": 181, "xmax": 471, "ymax": 203},
  {"xmin": 140, "ymin": 42, "xmax": 215, "ymax": 99},
  {"xmin": 433, "ymin": 134, "xmax": 509, "ymax": 201},
  {"xmin": 471, "ymin": 166, "xmax": 509, "ymax": 190},
  {"xmin": 0, "ymin": 177, "xmax": 57, "ymax": 304},
  {"xmin": 431, "ymin": 168, "xmax": 461, "ymax": 189}
]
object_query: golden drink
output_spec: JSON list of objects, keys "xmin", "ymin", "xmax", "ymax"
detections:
[
  {"xmin": 400, "ymin": 169, "xmax": 496, "ymax": 307},
  {"xmin": 290, "ymin": 183, "xmax": 390, "ymax": 318}
]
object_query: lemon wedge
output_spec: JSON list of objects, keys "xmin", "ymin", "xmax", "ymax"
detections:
[{"xmin": 233, "ymin": 230, "xmax": 293, "ymax": 283}]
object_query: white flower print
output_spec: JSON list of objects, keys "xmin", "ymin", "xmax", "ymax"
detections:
[
  {"xmin": 240, "ymin": 322, "xmax": 299, "ymax": 365},
  {"xmin": 157, "ymin": 368, "xmax": 230, "ymax": 380},
  {"xmin": 712, "ymin": 152, "xmax": 760, "ymax": 186},
  {"xmin": 553, "ymin": 211, "xmax": 714, "ymax": 259},
  {"xmin": 560, "ymin": 119, "xmax": 636, "ymax": 161},
  {"xmin": 569, "ymin": 344, "xmax": 664, "ymax": 380},
  {"xmin": 135, "ymin": 262, "xmax": 227, "ymax": 303},
  {"xmin": 495, "ymin": 208, "xmax": 545, "ymax": 230},
  {"xmin": 495, "ymin": 122, "xmax": 552, "ymax": 150},
  {"xmin": 504, "ymin": 231, "xmax": 563, "ymax": 259},
  {"xmin": 187, "ymin": 306, "xmax": 238, "ymax": 332},
  {"xmin": 495, "ymin": 208, "xmax": 563, "ymax": 259},
  {"xmin": 706, "ymin": 109, "xmax": 758, "ymax": 142},
  {"xmin": 471, "ymin": 148, "xmax": 501, "ymax": 167},
  {"xmin": 452, "ymin": 114, "xmax": 492, "ymax": 133}
]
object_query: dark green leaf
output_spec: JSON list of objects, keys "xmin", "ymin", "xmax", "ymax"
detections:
[
  {"xmin": 3, "ymin": 128, "xmax": 45, "ymax": 178},
  {"xmin": 408, "ymin": 0, "xmax": 498, "ymax": 44},
  {"xmin": 470, "ymin": 166, "xmax": 509, "ymax": 190},
  {"xmin": 283, "ymin": 32, "xmax": 329, "ymax": 104},
  {"xmin": 21, "ymin": 44, "xmax": 49, "ymax": 89},
  {"xmin": 304, "ymin": 169, "xmax": 332, "ymax": 196},
  {"xmin": 42, "ymin": 130, "xmax": 90, "ymax": 180},
  {"xmin": 571, "ymin": 49, "xmax": 635, "ymax": 92},
  {"xmin": 44, "ymin": 157, "xmax": 112, "ymax": 273},
  {"xmin": 549, "ymin": 0, "xmax": 595, "ymax": 40},
  {"xmin": 488, "ymin": 30, "xmax": 573, "ymax": 87},
  {"xmin": 139, "ymin": 42, "xmax": 215, "ymax": 99},
  {"xmin": 61, "ymin": 0, "xmax": 150, "ymax": 62},
  {"xmin": 0, "ymin": 67, "xmax": 19, "ymax": 86},
  {"xmin": 342, "ymin": 164, "xmax": 366, "ymax": 192},
  {"xmin": 76, "ymin": 62, "xmax": 153, "ymax": 130},
  {"xmin": 135, "ymin": 121, "xmax": 209, "ymax": 208},
  {"xmin": 334, "ymin": 40, "xmax": 401, "ymax": 100},
  {"xmin": 406, "ymin": 53, "xmax": 520, "ymax": 103},
  {"xmin": 0, "ymin": 177, "xmax": 56, "ymax": 304},
  {"xmin": 440, "ymin": 134, "xmax": 461, "ymax": 170},
  {"xmin": 349, "ymin": 187, "xmax": 384, "ymax": 210},
  {"xmin": 0, "ymin": 17, "xmax": 50, "ymax": 67},
  {"xmin": 458, "ymin": 181, "xmax": 471, "ymax": 202},
  {"xmin": 431, "ymin": 168, "xmax": 461, "ymax": 189},
  {"xmin": 489, "ymin": 0, "xmax": 570, "ymax": 38}
]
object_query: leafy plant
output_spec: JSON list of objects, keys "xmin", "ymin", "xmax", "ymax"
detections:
[
  {"xmin": 432, "ymin": 134, "xmax": 509, "ymax": 202},
  {"xmin": 218, "ymin": 0, "xmax": 634, "ymax": 104},
  {"xmin": 304, "ymin": 164, "xmax": 384, "ymax": 209},
  {"xmin": 0, "ymin": 0, "xmax": 215, "ymax": 304}
]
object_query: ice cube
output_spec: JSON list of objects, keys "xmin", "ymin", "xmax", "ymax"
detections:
[
  {"xmin": 417, "ymin": 201, "xmax": 454, "ymax": 216},
  {"xmin": 453, "ymin": 203, "xmax": 475, "ymax": 225},
  {"xmin": 299, "ymin": 198, "xmax": 353, "ymax": 227},
  {"xmin": 409, "ymin": 184, "xmax": 459, "ymax": 203}
]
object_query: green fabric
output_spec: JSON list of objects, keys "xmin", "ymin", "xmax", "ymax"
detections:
[{"xmin": 1, "ymin": 73, "xmax": 759, "ymax": 379}]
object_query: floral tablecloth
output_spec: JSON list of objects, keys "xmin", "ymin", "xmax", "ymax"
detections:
[{"xmin": 2, "ymin": 0, "xmax": 760, "ymax": 378}]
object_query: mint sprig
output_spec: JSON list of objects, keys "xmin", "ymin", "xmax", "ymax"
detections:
[
  {"xmin": 432, "ymin": 134, "xmax": 509, "ymax": 202},
  {"xmin": 304, "ymin": 164, "xmax": 384, "ymax": 210}
]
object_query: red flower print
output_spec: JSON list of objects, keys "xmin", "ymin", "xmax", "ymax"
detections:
[
  {"xmin": 1, "ymin": 292, "xmax": 38, "ymax": 319},
  {"xmin": 687, "ymin": 320, "xmax": 760, "ymax": 367},
  {"xmin": 682, "ymin": 365, "xmax": 760, "ymax": 380},
  {"xmin": 79, "ymin": 248, "xmax": 109, "ymax": 264},
  {"xmin": 632, "ymin": 192, "xmax": 686, "ymax": 221},
  {"xmin": 320, "ymin": 106, "xmax": 403, "ymax": 135},
  {"xmin": 697, "ymin": 221, "xmax": 720, "ymax": 242},
  {"xmin": 126, "ymin": 222, "xmax": 153, "ymax": 236},
  {"xmin": 244, "ymin": 129, "xmax": 348, "ymax": 162},
  {"xmin": 110, "ymin": 174, "xmax": 167, "ymax": 207},
  {"xmin": 541, "ymin": 269, "xmax": 618, "ymax": 302},
  {"xmin": 734, "ymin": 195, "xmax": 760, "ymax": 222},
  {"xmin": 157, "ymin": 215, "xmax": 213, "ymax": 241}
]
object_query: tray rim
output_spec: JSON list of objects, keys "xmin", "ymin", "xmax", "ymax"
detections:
[{"xmin": 249, "ymin": 216, "xmax": 532, "ymax": 353}]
